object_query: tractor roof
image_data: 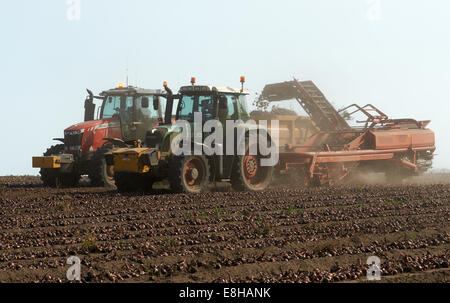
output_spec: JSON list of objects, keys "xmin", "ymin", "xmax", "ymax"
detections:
[
  {"xmin": 179, "ymin": 85, "xmax": 249, "ymax": 95},
  {"xmin": 100, "ymin": 86, "xmax": 166, "ymax": 96}
]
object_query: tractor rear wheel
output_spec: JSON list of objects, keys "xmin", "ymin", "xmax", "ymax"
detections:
[
  {"xmin": 168, "ymin": 156, "xmax": 210, "ymax": 194},
  {"xmin": 40, "ymin": 144, "xmax": 80, "ymax": 187},
  {"xmin": 231, "ymin": 144, "xmax": 273, "ymax": 192},
  {"xmin": 88, "ymin": 146, "xmax": 115, "ymax": 187}
]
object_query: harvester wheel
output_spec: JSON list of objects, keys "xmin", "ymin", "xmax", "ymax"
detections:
[
  {"xmin": 114, "ymin": 172, "xmax": 140, "ymax": 193},
  {"xmin": 231, "ymin": 143, "xmax": 273, "ymax": 192},
  {"xmin": 88, "ymin": 146, "xmax": 115, "ymax": 187},
  {"xmin": 40, "ymin": 144, "xmax": 80, "ymax": 187},
  {"xmin": 168, "ymin": 156, "xmax": 210, "ymax": 194}
]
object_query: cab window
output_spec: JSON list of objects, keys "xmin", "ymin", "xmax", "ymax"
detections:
[
  {"xmin": 237, "ymin": 95, "xmax": 249, "ymax": 120},
  {"xmin": 177, "ymin": 94, "xmax": 215, "ymax": 122},
  {"xmin": 136, "ymin": 95, "xmax": 166, "ymax": 119},
  {"xmin": 225, "ymin": 94, "xmax": 238, "ymax": 120},
  {"xmin": 102, "ymin": 96, "xmax": 121, "ymax": 119}
]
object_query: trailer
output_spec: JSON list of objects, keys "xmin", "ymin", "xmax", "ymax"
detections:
[{"xmin": 259, "ymin": 80, "xmax": 435, "ymax": 185}]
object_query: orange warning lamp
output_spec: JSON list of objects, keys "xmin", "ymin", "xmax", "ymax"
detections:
[{"xmin": 240, "ymin": 76, "xmax": 245, "ymax": 92}]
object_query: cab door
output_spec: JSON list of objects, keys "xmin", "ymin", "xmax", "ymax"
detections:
[
  {"xmin": 218, "ymin": 94, "xmax": 239, "ymax": 179},
  {"xmin": 118, "ymin": 96, "xmax": 136, "ymax": 141}
]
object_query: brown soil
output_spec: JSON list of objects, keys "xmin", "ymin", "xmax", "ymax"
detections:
[{"xmin": 0, "ymin": 175, "xmax": 448, "ymax": 283}]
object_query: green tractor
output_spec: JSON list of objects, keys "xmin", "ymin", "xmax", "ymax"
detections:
[{"xmin": 109, "ymin": 78, "xmax": 276, "ymax": 193}]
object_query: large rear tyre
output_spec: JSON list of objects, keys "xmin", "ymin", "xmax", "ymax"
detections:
[
  {"xmin": 88, "ymin": 146, "xmax": 115, "ymax": 187},
  {"xmin": 168, "ymin": 155, "xmax": 210, "ymax": 194},
  {"xmin": 231, "ymin": 144, "xmax": 273, "ymax": 192}
]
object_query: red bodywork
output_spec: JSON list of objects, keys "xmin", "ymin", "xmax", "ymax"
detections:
[{"xmin": 63, "ymin": 118, "xmax": 122, "ymax": 155}]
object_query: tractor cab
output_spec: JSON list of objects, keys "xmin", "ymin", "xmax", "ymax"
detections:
[
  {"xmin": 88, "ymin": 85, "xmax": 168, "ymax": 144},
  {"xmin": 145, "ymin": 78, "xmax": 250, "ymax": 153},
  {"xmin": 175, "ymin": 77, "xmax": 250, "ymax": 124}
]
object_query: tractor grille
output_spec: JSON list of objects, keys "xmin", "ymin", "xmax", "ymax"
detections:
[{"xmin": 64, "ymin": 132, "xmax": 83, "ymax": 152}]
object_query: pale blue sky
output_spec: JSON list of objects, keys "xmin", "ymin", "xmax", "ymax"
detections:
[{"xmin": 0, "ymin": 0, "xmax": 449, "ymax": 175}]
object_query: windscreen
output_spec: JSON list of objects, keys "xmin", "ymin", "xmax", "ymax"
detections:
[
  {"xmin": 177, "ymin": 94, "xmax": 215, "ymax": 122},
  {"xmin": 101, "ymin": 96, "xmax": 121, "ymax": 119}
]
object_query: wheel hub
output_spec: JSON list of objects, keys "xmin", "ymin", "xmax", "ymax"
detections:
[
  {"xmin": 190, "ymin": 168, "xmax": 199, "ymax": 180},
  {"xmin": 244, "ymin": 156, "xmax": 258, "ymax": 179},
  {"xmin": 184, "ymin": 159, "xmax": 204, "ymax": 187}
]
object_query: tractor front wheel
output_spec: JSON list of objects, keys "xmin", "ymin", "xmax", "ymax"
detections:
[{"xmin": 88, "ymin": 146, "xmax": 115, "ymax": 187}]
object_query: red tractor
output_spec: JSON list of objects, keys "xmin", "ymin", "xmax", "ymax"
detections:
[{"xmin": 33, "ymin": 84, "xmax": 168, "ymax": 187}]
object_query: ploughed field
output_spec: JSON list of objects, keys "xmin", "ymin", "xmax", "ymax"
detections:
[{"xmin": 0, "ymin": 175, "xmax": 448, "ymax": 283}]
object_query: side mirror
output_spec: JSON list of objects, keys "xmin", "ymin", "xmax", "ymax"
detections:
[
  {"xmin": 141, "ymin": 97, "xmax": 149, "ymax": 108},
  {"xmin": 219, "ymin": 95, "xmax": 227, "ymax": 109},
  {"xmin": 153, "ymin": 96, "xmax": 159, "ymax": 111}
]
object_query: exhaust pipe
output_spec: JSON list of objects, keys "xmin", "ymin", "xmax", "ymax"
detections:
[{"xmin": 163, "ymin": 82, "xmax": 174, "ymax": 124}]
